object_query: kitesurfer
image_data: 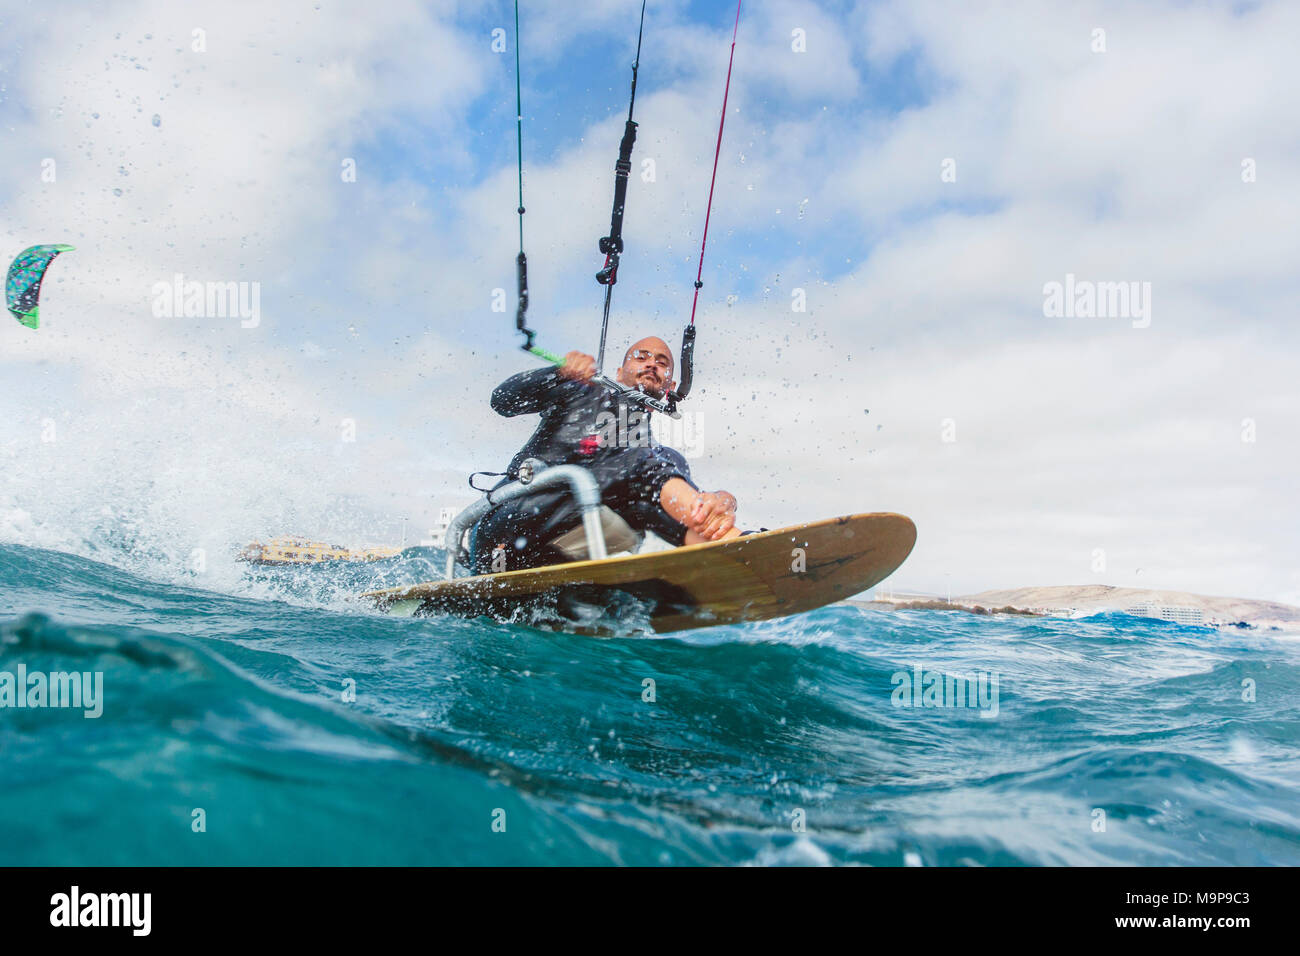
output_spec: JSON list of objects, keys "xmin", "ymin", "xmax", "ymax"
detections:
[{"xmin": 468, "ymin": 336, "xmax": 741, "ymax": 573}]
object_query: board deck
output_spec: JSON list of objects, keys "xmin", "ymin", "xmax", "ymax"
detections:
[{"xmin": 360, "ymin": 512, "xmax": 916, "ymax": 636}]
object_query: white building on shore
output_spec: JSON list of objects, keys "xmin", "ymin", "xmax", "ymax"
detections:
[
  {"xmin": 1125, "ymin": 603, "xmax": 1205, "ymax": 626},
  {"xmin": 419, "ymin": 507, "xmax": 459, "ymax": 548}
]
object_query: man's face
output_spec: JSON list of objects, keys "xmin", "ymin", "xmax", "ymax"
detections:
[{"xmin": 616, "ymin": 337, "xmax": 675, "ymax": 398}]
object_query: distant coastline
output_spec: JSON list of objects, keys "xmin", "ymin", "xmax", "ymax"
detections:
[{"xmin": 850, "ymin": 584, "xmax": 1300, "ymax": 632}]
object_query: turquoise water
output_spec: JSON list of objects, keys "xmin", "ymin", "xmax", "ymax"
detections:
[{"xmin": 2, "ymin": 541, "xmax": 1298, "ymax": 866}]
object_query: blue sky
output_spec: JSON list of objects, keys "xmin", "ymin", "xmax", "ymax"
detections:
[{"xmin": 335, "ymin": 0, "xmax": 945, "ymax": 328}]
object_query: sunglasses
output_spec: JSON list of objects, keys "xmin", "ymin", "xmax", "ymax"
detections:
[{"xmin": 628, "ymin": 348, "xmax": 673, "ymax": 370}]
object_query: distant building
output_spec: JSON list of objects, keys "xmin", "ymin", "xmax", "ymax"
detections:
[
  {"xmin": 1126, "ymin": 604, "xmax": 1205, "ymax": 626},
  {"xmin": 873, "ymin": 588, "xmax": 934, "ymax": 603},
  {"xmin": 238, "ymin": 537, "xmax": 400, "ymax": 566},
  {"xmin": 420, "ymin": 507, "xmax": 459, "ymax": 548}
]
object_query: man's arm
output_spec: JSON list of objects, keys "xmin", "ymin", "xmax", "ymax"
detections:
[
  {"xmin": 491, "ymin": 368, "xmax": 562, "ymax": 416},
  {"xmin": 660, "ymin": 477, "xmax": 741, "ymax": 543},
  {"xmin": 491, "ymin": 352, "xmax": 597, "ymax": 416}
]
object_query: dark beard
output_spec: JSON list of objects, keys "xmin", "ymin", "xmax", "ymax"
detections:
[{"xmin": 636, "ymin": 376, "xmax": 664, "ymax": 399}]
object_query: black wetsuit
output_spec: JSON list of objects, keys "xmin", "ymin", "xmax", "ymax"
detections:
[{"xmin": 468, "ymin": 368, "xmax": 698, "ymax": 574}]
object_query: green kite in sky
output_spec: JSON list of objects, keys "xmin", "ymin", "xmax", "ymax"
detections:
[{"xmin": 6, "ymin": 244, "xmax": 74, "ymax": 329}]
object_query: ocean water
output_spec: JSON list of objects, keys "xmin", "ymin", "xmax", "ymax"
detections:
[{"xmin": 1, "ymin": 541, "xmax": 1298, "ymax": 866}]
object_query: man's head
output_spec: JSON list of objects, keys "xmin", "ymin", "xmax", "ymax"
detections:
[{"xmin": 616, "ymin": 336, "xmax": 675, "ymax": 398}]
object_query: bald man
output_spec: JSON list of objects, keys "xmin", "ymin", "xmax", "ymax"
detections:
[{"xmin": 468, "ymin": 336, "xmax": 742, "ymax": 574}]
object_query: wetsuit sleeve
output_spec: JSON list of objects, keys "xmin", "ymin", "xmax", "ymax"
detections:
[
  {"xmin": 651, "ymin": 446, "xmax": 695, "ymax": 488},
  {"xmin": 621, "ymin": 445, "xmax": 699, "ymax": 547},
  {"xmin": 491, "ymin": 368, "xmax": 566, "ymax": 417}
]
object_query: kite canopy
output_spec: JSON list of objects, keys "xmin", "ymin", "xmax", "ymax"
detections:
[{"xmin": 6, "ymin": 243, "xmax": 74, "ymax": 329}]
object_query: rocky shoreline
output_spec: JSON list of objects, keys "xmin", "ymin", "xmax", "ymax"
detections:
[{"xmin": 851, "ymin": 584, "xmax": 1300, "ymax": 632}]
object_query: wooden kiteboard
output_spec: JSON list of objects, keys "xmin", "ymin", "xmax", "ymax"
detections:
[{"xmin": 360, "ymin": 512, "xmax": 916, "ymax": 636}]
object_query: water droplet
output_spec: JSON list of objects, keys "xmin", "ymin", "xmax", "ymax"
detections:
[
  {"xmin": 112, "ymin": 188, "xmax": 123, "ymax": 196},
  {"xmin": 151, "ymin": 113, "xmax": 161, "ymax": 127},
  {"xmin": 91, "ymin": 112, "xmax": 100, "ymax": 119}
]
